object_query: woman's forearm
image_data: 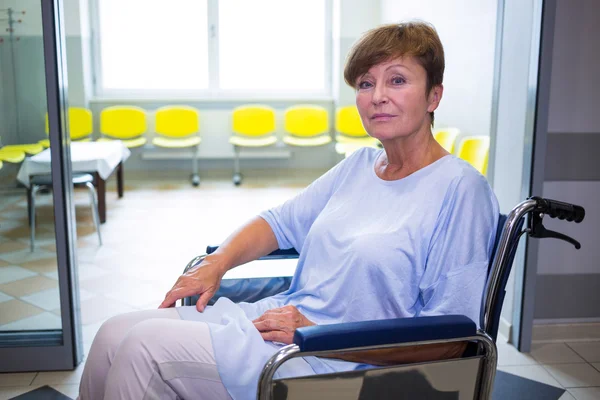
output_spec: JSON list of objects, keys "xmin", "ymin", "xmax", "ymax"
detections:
[{"xmin": 207, "ymin": 216, "xmax": 280, "ymax": 274}]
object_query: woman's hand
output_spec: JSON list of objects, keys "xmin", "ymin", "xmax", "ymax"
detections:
[
  {"xmin": 253, "ymin": 305, "xmax": 315, "ymax": 344},
  {"xmin": 159, "ymin": 256, "xmax": 228, "ymax": 312}
]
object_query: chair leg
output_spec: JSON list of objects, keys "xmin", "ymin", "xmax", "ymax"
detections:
[
  {"xmin": 233, "ymin": 145, "xmax": 242, "ymax": 186},
  {"xmin": 191, "ymin": 145, "xmax": 200, "ymax": 187},
  {"xmin": 85, "ymin": 182, "xmax": 102, "ymax": 246},
  {"xmin": 29, "ymin": 185, "xmax": 41, "ymax": 252}
]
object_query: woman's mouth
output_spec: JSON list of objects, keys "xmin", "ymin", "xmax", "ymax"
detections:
[{"xmin": 371, "ymin": 113, "xmax": 396, "ymax": 121}]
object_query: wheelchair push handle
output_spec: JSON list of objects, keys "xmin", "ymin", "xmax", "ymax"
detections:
[
  {"xmin": 528, "ymin": 196, "xmax": 585, "ymax": 249},
  {"xmin": 532, "ymin": 196, "xmax": 585, "ymax": 223}
]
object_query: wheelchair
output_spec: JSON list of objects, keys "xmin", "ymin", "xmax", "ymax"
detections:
[{"xmin": 182, "ymin": 196, "xmax": 585, "ymax": 399}]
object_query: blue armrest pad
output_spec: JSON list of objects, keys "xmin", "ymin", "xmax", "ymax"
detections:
[{"xmin": 293, "ymin": 315, "xmax": 476, "ymax": 352}]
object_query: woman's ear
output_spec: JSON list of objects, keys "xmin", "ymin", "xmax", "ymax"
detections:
[{"xmin": 427, "ymin": 84, "xmax": 444, "ymax": 112}]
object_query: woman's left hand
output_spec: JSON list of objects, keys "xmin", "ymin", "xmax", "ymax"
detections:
[{"xmin": 252, "ymin": 305, "xmax": 315, "ymax": 344}]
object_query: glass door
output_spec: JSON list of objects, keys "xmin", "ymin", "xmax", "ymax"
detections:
[{"xmin": 0, "ymin": 0, "xmax": 82, "ymax": 371}]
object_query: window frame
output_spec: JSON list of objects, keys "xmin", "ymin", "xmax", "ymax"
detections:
[{"xmin": 89, "ymin": 0, "xmax": 333, "ymax": 100}]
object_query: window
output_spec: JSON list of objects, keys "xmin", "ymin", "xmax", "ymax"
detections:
[
  {"xmin": 93, "ymin": 0, "xmax": 331, "ymax": 97},
  {"xmin": 97, "ymin": 0, "xmax": 209, "ymax": 91}
]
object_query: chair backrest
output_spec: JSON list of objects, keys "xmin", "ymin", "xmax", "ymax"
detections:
[
  {"xmin": 481, "ymin": 213, "xmax": 524, "ymax": 341},
  {"xmin": 232, "ymin": 105, "xmax": 276, "ymax": 137},
  {"xmin": 45, "ymin": 107, "xmax": 93, "ymax": 140},
  {"xmin": 456, "ymin": 136, "xmax": 490, "ymax": 175},
  {"xmin": 284, "ymin": 105, "xmax": 329, "ymax": 138},
  {"xmin": 155, "ymin": 106, "xmax": 200, "ymax": 138},
  {"xmin": 433, "ymin": 128, "xmax": 460, "ymax": 154},
  {"xmin": 335, "ymin": 105, "xmax": 368, "ymax": 138},
  {"xmin": 100, "ymin": 106, "xmax": 147, "ymax": 139}
]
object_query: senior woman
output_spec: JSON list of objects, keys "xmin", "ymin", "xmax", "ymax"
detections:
[{"xmin": 79, "ymin": 21, "xmax": 498, "ymax": 400}]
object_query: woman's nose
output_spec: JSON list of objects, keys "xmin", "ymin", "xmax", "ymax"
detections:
[{"xmin": 371, "ymin": 84, "xmax": 389, "ymax": 105}]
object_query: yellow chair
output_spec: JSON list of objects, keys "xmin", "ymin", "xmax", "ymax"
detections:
[
  {"xmin": 334, "ymin": 105, "xmax": 379, "ymax": 157},
  {"xmin": 99, "ymin": 106, "xmax": 147, "ymax": 148},
  {"xmin": 152, "ymin": 106, "xmax": 202, "ymax": 186},
  {"xmin": 433, "ymin": 127, "xmax": 460, "ymax": 154},
  {"xmin": 282, "ymin": 105, "xmax": 331, "ymax": 147},
  {"xmin": 39, "ymin": 107, "xmax": 94, "ymax": 148},
  {"xmin": 456, "ymin": 136, "xmax": 490, "ymax": 175},
  {"xmin": 0, "ymin": 147, "xmax": 26, "ymax": 163},
  {"xmin": 229, "ymin": 105, "xmax": 278, "ymax": 185},
  {"xmin": 1, "ymin": 143, "xmax": 43, "ymax": 155}
]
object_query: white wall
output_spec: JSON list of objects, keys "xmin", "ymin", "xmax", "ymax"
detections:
[
  {"xmin": 335, "ymin": 0, "xmax": 381, "ymax": 106},
  {"xmin": 380, "ymin": 0, "xmax": 497, "ymax": 138}
]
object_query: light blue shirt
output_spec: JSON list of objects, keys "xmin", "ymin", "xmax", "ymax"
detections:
[{"xmin": 178, "ymin": 148, "xmax": 499, "ymax": 400}]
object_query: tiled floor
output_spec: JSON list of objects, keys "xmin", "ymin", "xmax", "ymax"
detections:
[
  {"xmin": 496, "ymin": 339, "xmax": 600, "ymax": 399},
  {"xmin": 1, "ymin": 175, "xmax": 600, "ymax": 399}
]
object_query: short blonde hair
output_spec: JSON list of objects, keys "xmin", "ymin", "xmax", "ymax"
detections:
[{"xmin": 344, "ymin": 21, "xmax": 445, "ymax": 125}]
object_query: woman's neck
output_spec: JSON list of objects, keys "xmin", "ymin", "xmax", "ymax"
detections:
[{"xmin": 375, "ymin": 129, "xmax": 449, "ymax": 181}]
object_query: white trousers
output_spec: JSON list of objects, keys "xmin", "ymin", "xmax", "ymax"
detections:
[{"xmin": 78, "ymin": 308, "xmax": 232, "ymax": 400}]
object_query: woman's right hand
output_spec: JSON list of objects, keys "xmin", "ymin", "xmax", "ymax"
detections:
[{"xmin": 159, "ymin": 256, "xmax": 228, "ymax": 312}]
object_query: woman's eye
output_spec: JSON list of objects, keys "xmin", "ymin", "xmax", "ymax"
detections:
[
  {"xmin": 392, "ymin": 77, "xmax": 405, "ymax": 85},
  {"xmin": 358, "ymin": 81, "xmax": 373, "ymax": 89}
]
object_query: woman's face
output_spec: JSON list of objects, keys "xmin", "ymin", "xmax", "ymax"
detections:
[{"xmin": 355, "ymin": 57, "xmax": 442, "ymax": 142}]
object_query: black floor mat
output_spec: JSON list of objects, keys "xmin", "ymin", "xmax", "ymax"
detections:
[
  {"xmin": 493, "ymin": 370, "xmax": 565, "ymax": 400},
  {"xmin": 9, "ymin": 385, "xmax": 72, "ymax": 400}
]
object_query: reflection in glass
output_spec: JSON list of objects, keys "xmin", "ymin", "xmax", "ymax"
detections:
[{"xmin": 0, "ymin": 0, "xmax": 62, "ymax": 332}]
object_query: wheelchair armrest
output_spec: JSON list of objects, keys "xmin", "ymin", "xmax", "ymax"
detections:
[
  {"xmin": 181, "ymin": 247, "xmax": 298, "ymax": 307},
  {"xmin": 293, "ymin": 315, "xmax": 476, "ymax": 352},
  {"xmin": 206, "ymin": 245, "xmax": 299, "ymax": 260}
]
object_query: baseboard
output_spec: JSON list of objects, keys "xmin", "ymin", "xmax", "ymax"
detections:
[
  {"xmin": 532, "ymin": 320, "xmax": 600, "ymax": 343},
  {"xmin": 499, "ymin": 316, "xmax": 513, "ymax": 341}
]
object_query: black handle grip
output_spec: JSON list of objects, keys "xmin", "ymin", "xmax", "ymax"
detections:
[{"xmin": 538, "ymin": 198, "xmax": 585, "ymax": 223}]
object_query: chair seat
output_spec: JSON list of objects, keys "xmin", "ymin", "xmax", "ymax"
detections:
[
  {"xmin": 229, "ymin": 135, "xmax": 277, "ymax": 147},
  {"xmin": 0, "ymin": 149, "xmax": 26, "ymax": 163},
  {"xmin": 3, "ymin": 143, "xmax": 44, "ymax": 155},
  {"xmin": 152, "ymin": 136, "xmax": 201, "ymax": 148},
  {"xmin": 31, "ymin": 173, "xmax": 94, "ymax": 187},
  {"xmin": 97, "ymin": 136, "xmax": 147, "ymax": 148},
  {"xmin": 335, "ymin": 134, "xmax": 379, "ymax": 145},
  {"xmin": 283, "ymin": 134, "xmax": 332, "ymax": 147}
]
